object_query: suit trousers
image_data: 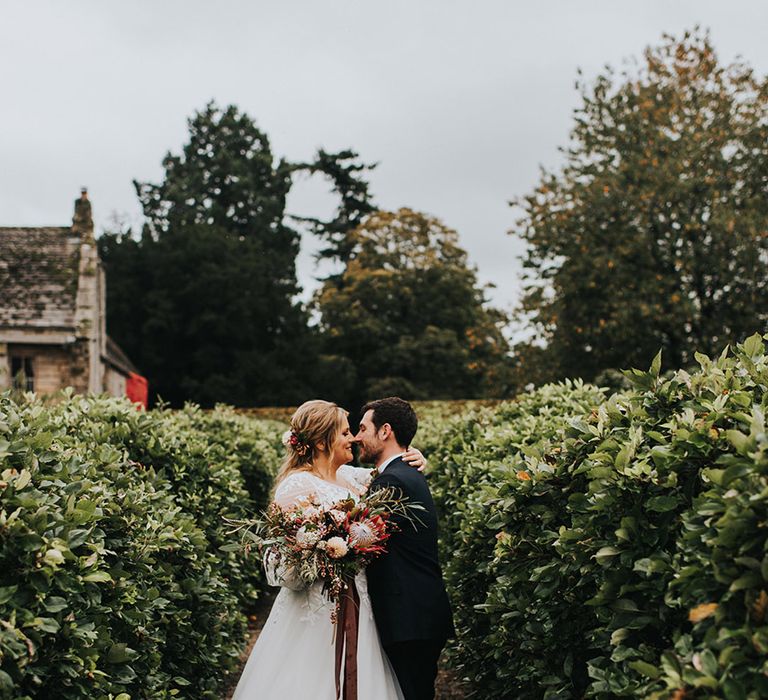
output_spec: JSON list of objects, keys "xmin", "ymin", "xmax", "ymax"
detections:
[{"xmin": 384, "ymin": 639, "xmax": 445, "ymax": 700}]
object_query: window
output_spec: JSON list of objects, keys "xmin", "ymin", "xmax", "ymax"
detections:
[{"xmin": 10, "ymin": 356, "xmax": 34, "ymax": 391}]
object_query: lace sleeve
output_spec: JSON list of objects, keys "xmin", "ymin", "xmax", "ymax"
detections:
[
  {"xmin": 265, "ymin": 472, "xmax": 318, "ymax": 591},
  {"xmin": 337, "ymin": 464, "xmax": 374, "ymax": 492},
  {"xmin": 273, "ymin": 472, "xmax": 318, "ymax": 509},
  {"xmin": 263, "ymin": 547, "xmax": 306, "ymax": 591}
]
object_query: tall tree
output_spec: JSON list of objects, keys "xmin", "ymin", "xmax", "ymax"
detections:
[
  {"xmin": 315, "ymin": 208, "xmax": 512, "ymax": 406},
  {"xmin": 513, "ymin": 29, "xmax": 768, "ymax": 382},
  {"xmin": 291, "ymin": 148, "xmax": 377, "ymax": 265},
  {"xmin": 101, "ymin": 103, "xmax": 315, "ymax": 406}
]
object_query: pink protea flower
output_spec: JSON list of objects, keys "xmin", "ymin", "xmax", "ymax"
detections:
[{"xmin": 348, "ymin": 521, "xmax": 377, "ymax": 549}]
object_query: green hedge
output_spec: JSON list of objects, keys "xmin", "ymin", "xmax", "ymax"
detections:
[
  {"xmin": 425, "ymin": 334, "xmax": 768, "ymax": 699},
  {"xmin": 422, "ymin": 381, "xmax": 606, "ymax": 694},
  {"xmin": 0, "ymin": 394, "xmax": 277, "ymax": 699},
  {"xmin": 9, "ymin": 338, "xmax": 768, "ymax": 699}
]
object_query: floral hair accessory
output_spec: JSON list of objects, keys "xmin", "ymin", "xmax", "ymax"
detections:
[{"xmin": 281, "ymin": 428, "xmax": 310, "ymax": 457}]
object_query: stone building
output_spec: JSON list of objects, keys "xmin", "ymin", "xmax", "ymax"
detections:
[{"xmin": 0, "ymin": 190, "xmax": 147, "ymax": 406}]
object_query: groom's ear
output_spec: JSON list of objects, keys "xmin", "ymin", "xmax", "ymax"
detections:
[{"xmin": 380, "ymin": 423, "xmax": 392, "ymax": 441}]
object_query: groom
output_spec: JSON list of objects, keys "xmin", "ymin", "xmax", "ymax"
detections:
[{"xmin": 355, "ymin": 397, "xmax": 455, "ymax": 700}]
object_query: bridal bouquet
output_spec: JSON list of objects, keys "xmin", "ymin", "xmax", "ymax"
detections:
[{"xmin": 225, "ymin": 487, "xmax": 421, "ymax": 616}]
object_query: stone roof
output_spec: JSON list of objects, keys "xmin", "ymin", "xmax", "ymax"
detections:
[{"xmin": 0, "ymin": 227, "xmax": 81, "ymax": 330}]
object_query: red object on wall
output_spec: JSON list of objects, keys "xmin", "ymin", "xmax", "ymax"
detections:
[{"xmin": 126, "ymin": 372, "xmax": 149, "ymax": 410}]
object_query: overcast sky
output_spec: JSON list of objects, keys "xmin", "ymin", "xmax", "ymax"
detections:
[{"xmin": 2, "ymin": 1, "xmax": 766, "ymax": 315}]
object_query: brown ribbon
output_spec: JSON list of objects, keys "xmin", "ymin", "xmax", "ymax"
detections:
[{"xmin": 334, "ymin": 578, "xmax": 360, "ymax": 700}]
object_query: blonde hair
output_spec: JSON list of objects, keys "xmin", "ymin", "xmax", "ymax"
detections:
[{"xmin": 274, "ymin": 400, "xmax": 348, "ymax": 487}]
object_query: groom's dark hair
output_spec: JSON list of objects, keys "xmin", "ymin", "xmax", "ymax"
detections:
[{"xmin": 361, "ymin": 396, "xmax": 418, "ymax": 448}]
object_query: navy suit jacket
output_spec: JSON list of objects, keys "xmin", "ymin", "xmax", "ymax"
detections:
[{"xmin": 366, "ymin": 457, "xmax": 455, "ymax": 646}]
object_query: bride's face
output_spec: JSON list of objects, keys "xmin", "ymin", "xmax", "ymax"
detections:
[{"xmin": 331, "ymin": 418, "xmax": 355, "ymax": 467}]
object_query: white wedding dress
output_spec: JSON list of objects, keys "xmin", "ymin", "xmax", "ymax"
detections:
[{"xmin": 232, "ymin": 465, "xmax": 404, "ymax": 700}]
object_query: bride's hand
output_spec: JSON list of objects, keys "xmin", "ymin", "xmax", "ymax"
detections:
[{"xmin": 402, "ymin": 447, "xmax": 427, "ymax": 472}]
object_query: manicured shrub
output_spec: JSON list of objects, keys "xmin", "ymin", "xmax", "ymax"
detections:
[
  {"xmin": 194, "ymin": 405, "xmax": 283, "ymax": 509},
  {"xmin": 650, "ymin": 338, "xmax": 768, "ymax": 699},
  {"xmin": 424, "ymin": 334, "xmax": 768, "ymax": 699},
  {"xmin": 0, "ymin": 394, "xmax": 276, "ymax": 699},
  {"xmin": 422, "ymin": 381, "xmax": 606, "ymax": 694},
  {"xmin": 92, "ymin": 402, "xmax": 273, "ymax": 610},
  {"xmin": 9, "ymin": 336, "xmax": 768, "ymax": 700}
]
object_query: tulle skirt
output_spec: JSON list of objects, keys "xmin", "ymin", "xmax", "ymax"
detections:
[{"xmin": 232, "ymin": 572, "xmax": 403, "ymax": 700}]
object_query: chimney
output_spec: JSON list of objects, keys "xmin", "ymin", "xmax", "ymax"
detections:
[
  {"xmin": 71, "ymin": 186, "xmax": 104, "ymax": 393},
  {"xmin": 72, "ymin": 187, "xmax": 94, "ymax": 239}
]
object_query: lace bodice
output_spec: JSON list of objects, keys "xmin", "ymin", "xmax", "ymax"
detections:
[
  {"xmin": 264, "ymin": 465, "xmax": 378, "ymax": 628},
  {"xmin": 273, "ymin": 464, "xmax": 373, "ymax": 509}
]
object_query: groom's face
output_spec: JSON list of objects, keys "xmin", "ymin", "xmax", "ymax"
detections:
[{"xmin": 354, "ymin": 409, "xmax": 384, "ymax": 464}]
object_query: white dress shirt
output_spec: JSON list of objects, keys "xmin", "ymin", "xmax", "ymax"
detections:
[{"xmin": 377, "ymin": 452, "xmax": 406, "ymax": 474}]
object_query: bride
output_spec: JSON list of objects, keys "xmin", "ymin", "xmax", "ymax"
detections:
[{"xmin": 232, "ymin": 399, "xmax": 425, "ymax": 700}]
